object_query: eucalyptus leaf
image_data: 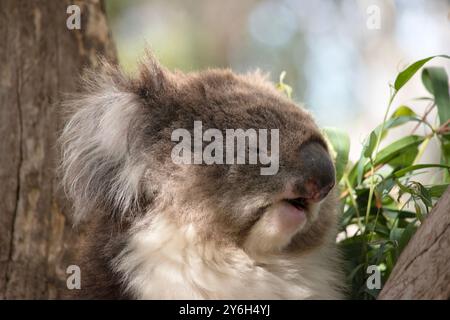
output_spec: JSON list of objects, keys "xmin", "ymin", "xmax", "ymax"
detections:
[
  {"xmin": 428, "ymin": 184, "xmax": 449, "ymax": 198},
  {"xmin": 387, "ymin": 145, "xmax": 419, "ymax": 168},
  {"xmin": 421, "ymin": 67, "xmax": 450, "ymax": 124},
  {"xmin": 394, "ymin": 55, "xmax": 450, "ymax": 91},
  {"xmin": 398, "ymin": 221, "xmax": 417, "ymax": 253},
  {"xmin": 390, "ymin": 164, "xmax": 450, "ymax": 179},
  {"xmin": 383, "ymin": 209, "xmax": 416, "ymax": 221},
  {"xmin": 391, "ymin": 105, "xmax": 416, "ymax": 118},
  {"xmin": 350, "ymin": 156, "xmax": 367, "ymax": 186},
  {"xmin": 417, "ymin": 183, "xmax": 433, "ymax": 208},
  {"xmin": 373, "ymin": 135, "xmax": 425, "ymax": 166},
  {"xmin": 442, "ymin": 138, "xmax": 450, "ymax": 182},
  {"xmin": 374, "ymin": 115, "xmax": 420, "ymax": 142},
  {"xmin": 323, "ymin": 127, "xmax": 350, "ymax": 183},
  {"xmin": 389, "ymin": 227, "xmax": 404, "ymax": 243},
  {"xmin": 364, "ymin": 131, "xmax": 378, "ymax": 159}
]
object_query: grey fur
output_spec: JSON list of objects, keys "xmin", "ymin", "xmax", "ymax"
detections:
[{"xmin": 60, "ymin": 53, "xmax": 345, "ymax": 299}]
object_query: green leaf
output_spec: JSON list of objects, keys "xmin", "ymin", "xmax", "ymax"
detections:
[
  {"xmin": 383, "ymin": 209, "xmax": 416, "ymax": 221},
  {"xmin": 422, "ymin": 69, "xmax": 434, "ymax": 94},
  {"xmin": 417, "ymin": 183, "xmax": 432, "ymax": 208},
  {"xmin": 421, "ymin": 67, "xmax": 450, "ymax": 125},
  {"xmin": 414, "ymin": 202, "xmax": 424, "ymax": 221},
  {"xmin": 355, "ymin": 156, "xmax": 367, "ymax": 185},
  {"xmin": 373, "ymin": 135, "xmax": 425, "ymax": 167},
  {"xmin": 389, "ymin": 227, "xmax": 404, "ymax": 243},
  {"xmin": 385, "ymin": 116, "xmax": 419, "ymax": 130},
  {"xmin": 374, "ymin": 114, "xmax": 419, "ymax": 142},
  {"xmin": 442, "ymin": 138, "xmax": 450, "ymax": 182},
  {"xmin": 390, "ymin": 164, "xmax": 450, "ymax": 179},
  {"xmin": 391, "ymin": 105, "xmax": 417, "ymax": 118},
  {"xmin": 428, "ymin": 184, "xmax": 450, "ymax": 198},
  {"xmin": 347, "ymin": 122, "xmax": 420, "ymax": 185},
  {"xmin": 376, "ymin": 178, "xmax": 396, "ymax": 198},
  {"xmin": 371, "ymin": 222, "xmax": 391, "ymax": 237},
  {"xmin": 398, "ymin": 221, "xmax": 417, "ymax": 253},
  {"xmin": 364, "ymin": 131, "xmax": 378, "ymax": 159},
  {"xmin": 394, "ymin": 55, "xmax": 450, "ymax": 91},
  {"xmin": 323, "ymin": 127, "xmax": 350, "ymax": 183},
  {"xmin": 387, "ymin": 145, "xmax": 419, "ymax": 168},
  {"xmin": 374, "ymin": 243, "xmax": 388, "ymax": 265},
  {"xmin": 395, "ymin": 179, "xmax": 414, "ymax": 197}
]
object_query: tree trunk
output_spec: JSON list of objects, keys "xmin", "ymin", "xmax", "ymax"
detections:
[
  {"xmin": 0, "ymin": 0, "xmax": 116, "ymax": 299},
  {"xmin": 379, "ymin": 187, "xmax": 450, "ymax": 299}
]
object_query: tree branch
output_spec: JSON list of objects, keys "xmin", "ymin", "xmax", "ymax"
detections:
[{"xmin": 379, "ymin": 187, "xmax": 450, "ymax": 299}]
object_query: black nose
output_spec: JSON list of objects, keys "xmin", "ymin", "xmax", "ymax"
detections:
[{"xmin": 296, "ymin": 141, "xmax": 335, "ymax": 202}]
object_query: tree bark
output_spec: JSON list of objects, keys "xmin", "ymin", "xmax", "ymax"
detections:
[
  {"xmin": 379, "ymin": 187, "xmax": 450, "ymax": 299},
  {"xmin": 0, "ymin": 0, "xmax": 116, "ymax": 299}
]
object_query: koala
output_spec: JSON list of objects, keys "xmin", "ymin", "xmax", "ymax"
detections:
[{"xmin": 60, "ymin": 52, "xmax": 345, "ymax": 299}]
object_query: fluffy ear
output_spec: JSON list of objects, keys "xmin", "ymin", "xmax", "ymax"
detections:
[
  {"xmin": 133, "ymin": 50, "xmax": 174, "ymax": 101},
  {"xmin": 60, "ymin": 56, "xmax": 169, "ymax": 224}
]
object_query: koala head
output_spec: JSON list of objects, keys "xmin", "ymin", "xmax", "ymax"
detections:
[{"xmin": 61, "ymin": 53, "xmax": 337, "ymax": 257}]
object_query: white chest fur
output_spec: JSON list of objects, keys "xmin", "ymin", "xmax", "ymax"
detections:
[{"xmin": 112, "ymin": 216, "xmax": 342, "ymax": 299}]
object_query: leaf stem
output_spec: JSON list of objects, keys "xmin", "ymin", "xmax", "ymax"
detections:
[
  {"xmin": 364, "ymin": 91, "xmax": 397, "ymax": 229},
  {"xmin": 344, "ymin": 174, "xmax": 363, "ymax": 233}
]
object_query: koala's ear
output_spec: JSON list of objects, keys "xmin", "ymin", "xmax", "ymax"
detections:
[
  {"xmin": 133, "ymin": 50, "xmax": 174, "ymax": 101},
  {"xmin": 60, "ymin": 60, "xmax": 147, "ymax": 224}
]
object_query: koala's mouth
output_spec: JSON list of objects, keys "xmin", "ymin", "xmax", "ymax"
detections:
[{"xmin": 286, "ymin": 197, "xmax": 309, "ymax": 212}]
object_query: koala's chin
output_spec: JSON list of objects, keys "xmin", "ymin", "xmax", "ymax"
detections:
[{"xmin": 60, "ymin": 52, "xmax": 345, "ymax": 300}]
